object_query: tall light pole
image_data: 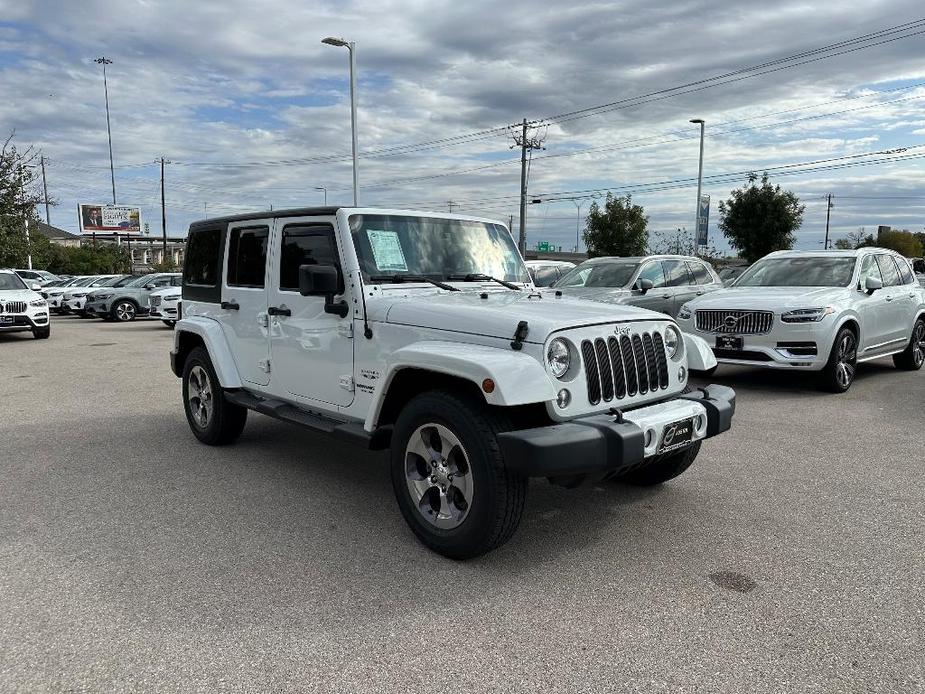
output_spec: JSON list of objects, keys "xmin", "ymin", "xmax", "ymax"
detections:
[
  {"xmin": 690, "ymin": 118, "xmax": 705, "ymax": 255},
  {"xmin": 322, "ymin": 37, "xmax": 358, "ymax": 206},
  {"xmin": 314, "ymin": 185, "xmax": 327, "ymax": 205},
  {"xmin": 572, "ymin": 199, "xmax": 583, "ymax": 252},
  {"xmin": 94, "ymin": 57, "xmax": 116, "ymax": 205}
]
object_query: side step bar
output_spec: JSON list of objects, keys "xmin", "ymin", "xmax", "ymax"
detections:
[{"xmin": 224, "ymin": 390, "xmax": 391, "ymax": 450}]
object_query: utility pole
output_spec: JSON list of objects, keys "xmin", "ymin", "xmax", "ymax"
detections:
[
  {"xmin": 513, "ymin": 118, "xmax": 547, "ymax": 256},
  {"xmin": 159, "ymin": 157, "xmax": 170, "ymax": 261},
  {"xmin": 39, "ymin": 155, "xmax": 50, "ymax": 224},
  {"xmin": 824, "ymin": 193, "xmax": 834, "ymax": 249},
  {"xmin": 94, "ymin": 57, "xmax": 116, "ymax": 205},
  {"xmin": 447, "ymin": 201, "xmax": 456, "ymax": 213}
]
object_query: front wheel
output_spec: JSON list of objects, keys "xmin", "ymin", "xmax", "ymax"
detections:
[
  {"xmin": 112, "ymin": 300, "xmax": 138, "ymax": 322},
  {"xmin": 893, "ymin": 317, "xmax": 925, "ymax": 371},
  {"xmin": 390, "ymin": 390, "xmax": 527, "ymax": 559},
  {"xmin": 162, "ymin": 320, "xmax": 176, "ymax": 328},
  {"xmin": 182, "ymin": 347, "xmax": 248, "ymax": 445},
  {"xmin": 32, "ymin": 326, "xmax": 51, "ymax": 339},
  {"xmin": 820, "ymin": 327, "xmax": 858, "ymax": 393}
]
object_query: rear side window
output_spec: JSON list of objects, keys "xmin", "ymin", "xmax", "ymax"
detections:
[
  {"xmin": 662, "ymin": 260, "xmax": 693, "ymax": 286},
  {"xmin": 875, "ymin": 255, "xmax": 901, "ymax": 287},
  {"xmin": 896, "ymin": 258, "xmax": 915, "ymax": 285},
  {"xmin": 185, "ymin": 228, "xmax": 222, "ymax": 287},
  {"xmin": 279, "ymin": 224, "xmax": 338, "ymax": 291},
  {"xmin": 227, "ymin": 226, "xmax": 269, "ymax": 288},
  {"xmin": 686, "ymin": 261, "xmax": 714, "ymax": 284}
]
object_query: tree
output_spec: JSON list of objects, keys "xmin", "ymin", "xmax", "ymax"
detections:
[
  {"xmin": 718, "ymin": 173, "xmax": 805, "ymax": 263},
  {"xmin": 833, "ymin": 238, "xmax": 854, "ymax": 250},
  {"xmin": 647, "ymin": 226, "xmax": 724, "ymax": 259},
  {"xmin": 876, "ymin": 229, "xmax": 923, "ymax": 257},
  {"xmin": 0, "ymin": 132, "xmax": 44, "ymax": 268},
  {"xmin": 582, "ymin": 193, "xmax": 648, "ymax": 257},
  {"xmin": 845, "ymin": 227, "xmax": 871, "ymax": 249}
]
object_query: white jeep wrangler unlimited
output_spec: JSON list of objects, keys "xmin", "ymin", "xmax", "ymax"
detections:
[{"xmin": 171, "ymin": 208, "xmax": 735, "ymax": 558}]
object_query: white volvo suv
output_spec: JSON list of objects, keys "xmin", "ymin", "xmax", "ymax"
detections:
[{"xmin": 676, "ymin": 248, "xmax": 925, "ymax": 392}]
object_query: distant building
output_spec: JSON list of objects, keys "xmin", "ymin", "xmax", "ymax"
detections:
[
  {"xmin": 78, "ymin": 233, "xmax": 186, "ymax": 272},
  {"xmin": 33, "ymin": 221, "xmax": 82, "ymax": 248}
]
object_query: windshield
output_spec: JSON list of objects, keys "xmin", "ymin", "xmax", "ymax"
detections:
[
  {"xmin": 126, "ymin": 274, "xmax": 156, "ymax": 287},
  {"xmin": 349, "ymin": 214, "xmax": 529, "ymax": 284},
  {"xmin": 99, "ymin": 275, "xmax": 129, "ymax": 287},
  {"xmin": 0, "ymin": 273, "xmax": 27, "ymax": 290},
  {"xmin": 734, "ymin": 257, "xmax": 857, "ymax": 287},
  {"xmin": 554, "ymin": 261, "xmax": 638, "ymax": 288}
]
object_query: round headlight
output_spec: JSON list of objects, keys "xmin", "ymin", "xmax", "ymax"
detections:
[
  {"xmin": 547, "ymin": 338, "xmax": 571, "ymax": 378},
  {"xmin": 664, "ymin": 325, "xmax": 682, "ymax": 360}
]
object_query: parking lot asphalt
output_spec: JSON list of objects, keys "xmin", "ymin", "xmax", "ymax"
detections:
[{"xmin": 1, "ymin": 316, "xmax": 923, "ymax": 693}]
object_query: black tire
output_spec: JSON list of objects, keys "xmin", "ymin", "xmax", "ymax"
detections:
[
  {"xmin": 182, "ymin": 346, "xmax": 247, "ymax": 445},
  {"xmin": 390, "ymin": 390, "xmax": 527, "ymax": 560},
  {"xmin": 692, "ymin": 365, "xmax": 717, "ymax": 377},
  {"xmin": 615, "ymin": 441, "xmax": 702, "ymax": 486},
  {"xmin": 111, "ymin": 299, "xmax": 139, "ymax": 322},
  {"xmin": 820, "ymin": 326, "xmax": 858, "ymax": 393},
  {"xmin": 893, "ymin": 316, "xmax": 925, "ymax": 371},
  {"xmin": 32, "ymin": 326, "xmax": 51, "ymax": 339},
  {"xmin": 162, "ymin": 320, "xmax": 176, "ymax": 328}
]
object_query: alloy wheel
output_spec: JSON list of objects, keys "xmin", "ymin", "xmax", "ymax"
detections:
[
  {"xmin": 187, "ymin": 365, "xmax": 213, "ymax": 428},
  {"xmin": 913, "ymin": 322, "xmax": 925, "ymax": 367},
  {"xmin": 404, "ymin": 423, "xmax": 474, "ymax": 530},
  {"xmin": 835, "ymin": 331, "xmax": 857, "ymax": 389},
  {"xmin": 115, "ymin": 302, "xmax": 135, "ymax": 321}
]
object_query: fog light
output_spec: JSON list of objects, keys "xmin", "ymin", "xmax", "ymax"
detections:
[
  {"xmin": 556, "ymin": 388, "xmax": 571, "ymax": 409},
  {"xmin": 644, "ymin": 429, "xmax": 654, "ymax": 448},
  {"xmin": 696, "ymin": 414, "xmax": 706, "ymax": 432},
  {"xmin": 678, "ymin": 366, "xmax": 686, "ymax": 381}
]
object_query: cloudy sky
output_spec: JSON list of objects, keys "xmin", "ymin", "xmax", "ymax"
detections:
[{"xmin": 2, "ymin": 0, "xmax": 925, "ymax": 253}]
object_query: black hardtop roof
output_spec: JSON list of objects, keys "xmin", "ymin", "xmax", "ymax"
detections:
[{"xmin": 188, "ymin": 206, "xmax": 343, "ymax": 230}]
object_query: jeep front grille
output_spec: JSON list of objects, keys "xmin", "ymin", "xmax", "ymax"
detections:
[
  {"xmin": 0, "ymin": 301, "xmax": 27, "ymax": 314},
  {"xmin": 696, "ymin": 309, "xmax": 773, "ymax": 334},
  {"xmin": 580, "ymin": 331, "xmax": 669, "ymax": 405}
]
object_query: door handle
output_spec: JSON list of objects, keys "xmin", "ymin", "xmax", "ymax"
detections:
[
  {"xmin": 661, "ymin": 294, "xmax": 671, "ymax": 299},
  {"xmin": 220, "ymin": 301, "xmax": 239, "ymax": 310},
  {"xmin": 267, "ymin": 306, "xmax": 291, "ymax": 317},
  {"xmin": 696, "ymin": 291, "xmax": 705, "ymax": 296},
  {"xmin": 885, "ymin": 296, "xmax": 894, "ymax": 302}
]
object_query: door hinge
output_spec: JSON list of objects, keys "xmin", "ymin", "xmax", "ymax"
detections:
[
  {"xmin": 339, "ymin": 375, "xmax": 354, "ymax": 392},
  {"xmin": 338, "ymin": 323, "xmax": 354, "ymax": 338},
  {"xmin": 258, "ymin": 359, "xmax": 271, "ymax": 373}
]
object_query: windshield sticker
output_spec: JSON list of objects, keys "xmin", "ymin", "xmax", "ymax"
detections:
[{"xmin": 367, "ymin": 229, "xmax": 408, "ymax": 272}]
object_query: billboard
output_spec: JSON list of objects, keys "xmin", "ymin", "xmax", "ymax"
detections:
[
  {"xmin": 696, "ymin": 194, "xmax": 710, "ymax": 247},
  {"xmin": 78, "ymin": 204, "xmax": 142, "ymax": 234}
]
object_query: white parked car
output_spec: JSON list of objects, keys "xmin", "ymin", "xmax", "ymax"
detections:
[
  {"xmin": 0, "ymin": 269, "xmax": 50, "ymax": 339},
  {"xmin": 170, "ymin": 207, "xmax": 736, "ymax": 559},
  {"xmin": 676, "ymin": 248, "xmax": 925, "ymax": 392},
  {"xmin": 149, "ymin": 286, "xmax": 181, "ymax": 326},
  {"xmin": 13, "ymin": 268, "xmax": 60, "ymax": 288},
  {"xmin": 61, "ymin": 274, "xmax": 126, "ymax": 316},
  {"xmin": 524, "ymin": 260, "xmax": 576, "ymax": 287}
]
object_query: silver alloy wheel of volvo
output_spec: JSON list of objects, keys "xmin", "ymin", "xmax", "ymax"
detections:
[
  {"xmin": 404, "ymin": 423, "xmax": 474, "ymax": 530},
  {"xmin": 114, "ymin": 301, "xmax": 136, "ymax": 321},
  {"xmin": 913, "ymin": 321, "xmax": 925, "ymax": 367},
  {"xmin": 187, "ymin": 365, "xmax": 213, "ymax": 428},
  {"xmin": 834, "ymin": 331, "xmax": 857, "ymax": 389}
]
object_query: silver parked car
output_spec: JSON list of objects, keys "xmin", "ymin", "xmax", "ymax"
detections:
[{"xmin": 551, "ymin": 254, "xmax": 724, "ymax": 318}]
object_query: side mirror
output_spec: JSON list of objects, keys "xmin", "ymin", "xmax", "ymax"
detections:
[
  {"xmin": 31, "ymin": 283, "xmax": 42, "ymax": 291},
  {"xmin": 299, "ymin": 264, "xmax": 349, "ymax": 318},
  {"xmin": 864, "ymin": 276, "xmax": 883, "ymax": 294},
  {"xmin": 144, "ymin": 284, "xmax": 155, "ymax": 290},
  {"xmin": 637, "ymin": 278, "xmax": 654, "ymax": 294}
]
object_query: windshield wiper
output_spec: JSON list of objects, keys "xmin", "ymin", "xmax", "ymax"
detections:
[
  {"xmin": 368, "ymin": 274, "xmax": 459, "ymax": 291},
  {"xmin": 446, "ymin": 273, "xmax": 522, "ymax": 290}
]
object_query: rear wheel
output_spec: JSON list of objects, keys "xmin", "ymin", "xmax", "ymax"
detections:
[
  {"xmin": 390, "ymin": 390, "xmax": 527, "ymax": 559},
  {"xmin": 893, "ymin": 317, "xmax": 925, "ymax": 371},
  {"xmin": 820, "ymin": 327, "xmax": 857, "ymax": 393},
  {"xmin": 182, "ymin": 347, "xmax": 247, "ymax": 445}
]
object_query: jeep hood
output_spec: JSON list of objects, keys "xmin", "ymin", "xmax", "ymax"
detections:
[
  {"xmin": 688, "ymin": 286, "xmax": 851, "ymax": 312},
  {"xmin": 554, "ymin": 287, "xmax": 633, "ymax": 303},
  {"xmin": 378, "ymin": 290, "xmax": 669, "ymax": 343}
]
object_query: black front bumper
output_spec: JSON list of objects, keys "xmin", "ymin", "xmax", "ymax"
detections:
[{"xmin": 498, "ymin": 384, "xmax": 735, "ymax": 478}]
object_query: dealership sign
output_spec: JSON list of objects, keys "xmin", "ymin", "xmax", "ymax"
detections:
[{"xmin": 78, "ymin": 204, "xmax": 142, "ymax": 234}]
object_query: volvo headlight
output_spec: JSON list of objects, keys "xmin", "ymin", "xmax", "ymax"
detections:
[
  {"xmin": 664, "ymin": 325, "xmax": 683, "ymax": 361},
  {"xmin": 29, "ymin": 299, "xmax": 47, "ymax": 307},
  {"xmin": 95, "ymin": 293, "xmax": 114, "ymax": 300},
  {"xmin": 781, "ymin": 307, "xmax": 835, "ymax": 323},
  {"xmin": 72, "ymin": 292, "xmax": 88, "ymax": 298},
  {"xmin": 546, "ymin": 338, "xmax": 571, "ymax": 378},
  {"xmin": 678, "ymin": 303, "xmax": 692, "ymax": 320}
]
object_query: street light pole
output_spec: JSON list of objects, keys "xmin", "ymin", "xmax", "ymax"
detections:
[
  {"xmin": 94, "ymin": 57, "xmax": 116, "ymax": 205},
  {"xmin": 315, "ymin": 186, "xmax": 327, "ymax": 205},
  {"xmin": 322, "ymin": 37, "xmax": 359, "ymax": 206},
  {"xmin": 572, "ymin": 199, "xmax": 583, "ymax": 252},
  {"xmin": 690, "ymin": 118, "xmax": 705, "ymax": 256}
]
